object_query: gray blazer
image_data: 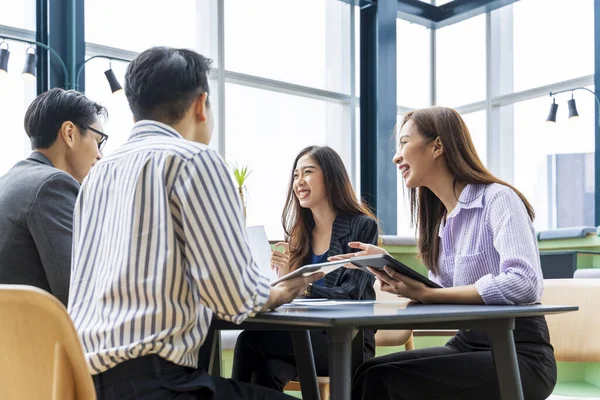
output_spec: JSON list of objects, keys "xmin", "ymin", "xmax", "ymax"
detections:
[{"xmin": 0, "ymin": 152, "xmax": 79, "ymax": 305}]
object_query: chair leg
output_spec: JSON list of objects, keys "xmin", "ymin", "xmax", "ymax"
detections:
[
  {"xmin": 404, "ymin": 334, "xmax": 415, "ymax": 351},
  {"xmin": 319, "ymin": 382, "xmax": 330, "ymax": 400}
]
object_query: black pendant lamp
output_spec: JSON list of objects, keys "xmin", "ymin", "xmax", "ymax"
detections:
[
  {"xmin": 104, "ymin": 62, "xmax": 123, "ymax": 94},
  {"xmin": 22, "ymin": 46, "xmax": 36, "ymax": 80},
  {"xmin": 546, "ymin": 97, "xmax": 558, "ymax": 123},
  {"xmin": 0, "ymin": 41, "xmax": 9, "ymax": 74},
  {"xmin": 567, "ymin": 93, "xmax": 579, "ymax": 119}
]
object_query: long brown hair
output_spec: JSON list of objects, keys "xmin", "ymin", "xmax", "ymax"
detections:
[
  {"xmin": 401, "ymin": 107, "xmax": 535, "ymax": 275},
  {"xmin": 282, "ymin": 146, "xmax": 376, "ymax": 271}
]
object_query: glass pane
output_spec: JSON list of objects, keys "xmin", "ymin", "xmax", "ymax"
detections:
[
  {"xmin": 0, "ymin": 0, "xmax": 36, "ymax": 30},
  {"xmin": 225, "ymin": 0, "xmax": 351, "ymax": 93},
  {"xmin": 0, "ymin": 42, "xmax": 37, "ymax": 175},
  {"xmin": 513, "ymin": 90, "xmax": 595, "ymax": 230},
  {"xmin": 397, "ymin": 19, "xmax": 431, "ymax": 108},
  {"xmin": 436, "ymin": 14, "xmax": 486, "ymax": 106},
  {"xmin": 85, "ymin": 0, "xmax": 216, "ymax": 59},
  {"xmin": 513, "ymin": 0, "xmax": 593, "ymax": 92},
  {"xmin": 460, "ymin": 110, "xmax": 487, "ymax": 166},
  {"xmin": 225, "ymin": 83, "xmax": 350, "ymax": 240}
]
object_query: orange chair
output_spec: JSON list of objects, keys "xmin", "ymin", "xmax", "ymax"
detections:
[{"xmin": 0, "ymin": 285, "xmax": 96, "ymax": 400}]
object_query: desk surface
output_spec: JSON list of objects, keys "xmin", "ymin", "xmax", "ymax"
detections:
[{"xmin": 214, "ymin": 301, "xmax": 578, "ymax": 329}]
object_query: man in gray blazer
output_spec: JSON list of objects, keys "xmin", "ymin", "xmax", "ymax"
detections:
[{"xmin": 0, "ymin": 88, "xmax": 107, "ymax": 306}]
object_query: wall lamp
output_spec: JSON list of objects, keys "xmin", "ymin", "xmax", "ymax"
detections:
[
  {"xmin": 546, "ymin": 87, "xmax": 600, "ymax": 127},
  {"xmin": 0, "ymin": 36, "xmax": 131, "ymax": 94},
  {"xmin": 0, "ymin": 37, "xmax": 69, "ymax": 88},
  {"xmin": 75, "ymin": 55, "xmax": 132, "ymax": 94}
]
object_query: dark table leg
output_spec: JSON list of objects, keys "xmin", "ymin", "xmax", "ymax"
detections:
[
  {"xmin": 328, "ymin": 327, "xmax": 354, "ymax": 400},
  {"xmin": 488, "ymin": 318, "xmax": 524, "ymax": 400},
  {"xmin": 351, "ymin": 329, "xmax": 364, "ymax": 372},
  {"xmin": 291, "ymin": 330, "xmax": 320, "ymax": 400},
  {"xmin": 208, "ymin": 329, "xmax": 222, "ymax": 377}
]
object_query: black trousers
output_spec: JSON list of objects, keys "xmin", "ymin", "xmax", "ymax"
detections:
[
  {"xmin": 92, "ymin": 354, "xmax": 295, "ymax": 400},
  {"xmin": 352, "ymin": 317, "xmax": 557, "ymax": 400},
  {"xmin": 231, "ymin": 330, "xmax": 331, "ymax": 392}
]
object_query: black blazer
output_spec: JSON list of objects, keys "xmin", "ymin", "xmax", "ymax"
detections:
[{"xmin": 304, "ymin": 212, "xmax": 378, "ymax": 357}]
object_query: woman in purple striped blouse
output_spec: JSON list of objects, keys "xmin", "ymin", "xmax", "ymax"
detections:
[{"xmin": 332, "ymin": 106, "xmax": 555, "ymax": 400}]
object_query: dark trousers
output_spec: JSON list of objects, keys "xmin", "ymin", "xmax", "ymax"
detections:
[
  {"xmin": 231, "ymin": 330, "xmax": 330, "ymax": 392},
  {"xmin": 92, "ymin": 354, "xmax": 295, "ymax": 400},
  {"xmin": 352, "ymin": 336, "xmax": 556, "ymax": 400}
]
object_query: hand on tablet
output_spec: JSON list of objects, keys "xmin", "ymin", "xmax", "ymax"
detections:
[
  {"xmin": 327, "ymin": 242, "xmax": 390, "ymax": 269},
  {"xmin": 264, "ymin": 272, "xmax": 325, "ymax": 311},
  {"xmin": 369, "ymin": 266, "xmax": 430, "ymax": 303},
  {"xmin": 271, "ymin": 242, "xmax": 290, "ymax": 278}
]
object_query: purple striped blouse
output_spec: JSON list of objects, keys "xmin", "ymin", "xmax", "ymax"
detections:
[{"xmin": 429, "ymin": 183, "xmax": 544, "ymax": 305}]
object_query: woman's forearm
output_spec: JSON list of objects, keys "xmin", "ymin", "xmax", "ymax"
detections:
[{"xmin": 422, "ymin": 284, "xmax": 484, "ymax": 305}]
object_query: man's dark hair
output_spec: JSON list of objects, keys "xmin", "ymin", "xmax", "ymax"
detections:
[
  {"xmin": 24, "ymin": 88, "xmax": 107, "ymax": 149},
  {"xmin": 124, "ymin": 47, "xmax": 212, "ymax": 124}
]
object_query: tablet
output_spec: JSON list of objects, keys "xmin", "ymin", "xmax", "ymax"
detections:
[
  {"xmin": 270, "ymin": 259, "xmax": 348, "ymax": 286},
  {"xmin": 350, "ymin": 254, "xmax": 442, "ymax": 289}
]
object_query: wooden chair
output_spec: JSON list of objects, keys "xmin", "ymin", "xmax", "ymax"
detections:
[
  {"xmin": 373, "ymin": 280, "xmax": 414, "ymax": 350},
  {"xmin": 0, "ymin": 285, "xmax": 96, "ymax": 400},
  {"xmin": 541, "ymin": 279, "xmax": 600, "ymax": 398},
  {"xmin": 284, "ymin": 281, "xmax": 415, "ymax": 399}
]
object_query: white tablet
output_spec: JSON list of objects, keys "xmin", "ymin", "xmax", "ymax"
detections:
[{"xmin": 270, "ymin": 259, "xmax": 349, "ymax": 286}]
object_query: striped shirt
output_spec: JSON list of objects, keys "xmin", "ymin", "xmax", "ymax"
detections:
[
  {"xmin": 68, "ymin": 121, "xmax": 270, "ymax": 375},
  {"xmin": 432, "ymin": 183, "xmax": 544, "ymax": 305}
]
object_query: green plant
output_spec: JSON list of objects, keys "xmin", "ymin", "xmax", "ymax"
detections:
[
  {"xmin": 232, "ymin": 164, "xmax": 252, "ymax": 189},
  {"xmin": 229, "ymin": 162, "xmax": 252, "ymax": 221}
]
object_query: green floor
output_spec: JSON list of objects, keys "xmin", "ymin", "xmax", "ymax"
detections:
[{"xmin": 221, "ymin": 336, "xmax": 600, "ymax": 398}]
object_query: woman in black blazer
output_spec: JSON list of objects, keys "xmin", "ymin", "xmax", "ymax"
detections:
[{"xmin": 232, "ymin": 145, "xmax": 378, "ymax": 391}]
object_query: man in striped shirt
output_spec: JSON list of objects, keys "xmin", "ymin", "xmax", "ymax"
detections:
[{"xmin": 68, "ymin": 47, "xmax": 322, "ymax": 400}]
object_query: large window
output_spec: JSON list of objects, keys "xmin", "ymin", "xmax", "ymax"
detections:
[
  {"xmin": 436, "ymin": 14, "xmax": 486, "ymax": 107},
  {"xmin": 85, "ymin": 0, "xmax": 216, "ymax": 59},
  {"xmin": 0, "ymin": 41, "xmax": 37, "ymax": 175},
  {"xmin": 397, "ymin": 19, "xmax": 431, "ymax": 108},
  {"xmin": 225, "ymin": 0, "xmax": 350, "ymax": 93},
  {"xmin": 512, "ymin": 0, "xmax": 594, "ymax": 93}
]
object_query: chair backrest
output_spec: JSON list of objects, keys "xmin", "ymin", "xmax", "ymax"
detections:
[
  {"xmin": 573, "ymin": 268, "xmax": 600, "ymax": 279},
  {"xmin": 373, "ymin": 281, "xmax": 413, "ymax": 346},
  {"xmin": 541, "ymin": 279, "xmax": 600, "ymax": 362},
  {"xmin": 0, "ymin": 285, "xmax": 96, "ymax": 400}
]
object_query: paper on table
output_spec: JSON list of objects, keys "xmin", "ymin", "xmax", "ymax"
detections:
[{"xmin": 246, "ymin": 225, "xmax": 277, "ymax": 282}]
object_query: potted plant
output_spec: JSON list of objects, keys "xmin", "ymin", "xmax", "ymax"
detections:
[{"xmin": 230, "ymin": 162, "xmax": 252, "ymax": 222}]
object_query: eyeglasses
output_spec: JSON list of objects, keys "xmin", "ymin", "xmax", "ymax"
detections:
[{"xmin": 79, "ymin": 125, "xmax": 108, "ymax": 150}]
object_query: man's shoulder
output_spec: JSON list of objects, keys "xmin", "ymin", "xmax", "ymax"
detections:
[
  {"xmin": 1, "ymin": 160, "xmax": 73, "ymax": 190},
  {"xmin": 0, "ymin": 161, "xmax": 77, "ymax": 222},
  {"xmin": 108, "ymin": 135, "xmax": 217, "ymax": 166}
]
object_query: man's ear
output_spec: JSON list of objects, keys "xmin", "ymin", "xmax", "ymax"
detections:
[
  {"xmin": 433, "ymin": 137, "xmax": 444, "ymax": 159},
  {"xmin": 59, "ymin": 121, "xmax": 76, "ymax": 149},
  {"xmin": 195, "ymin": 92, "xmax": 208, "ymax": 122}
]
